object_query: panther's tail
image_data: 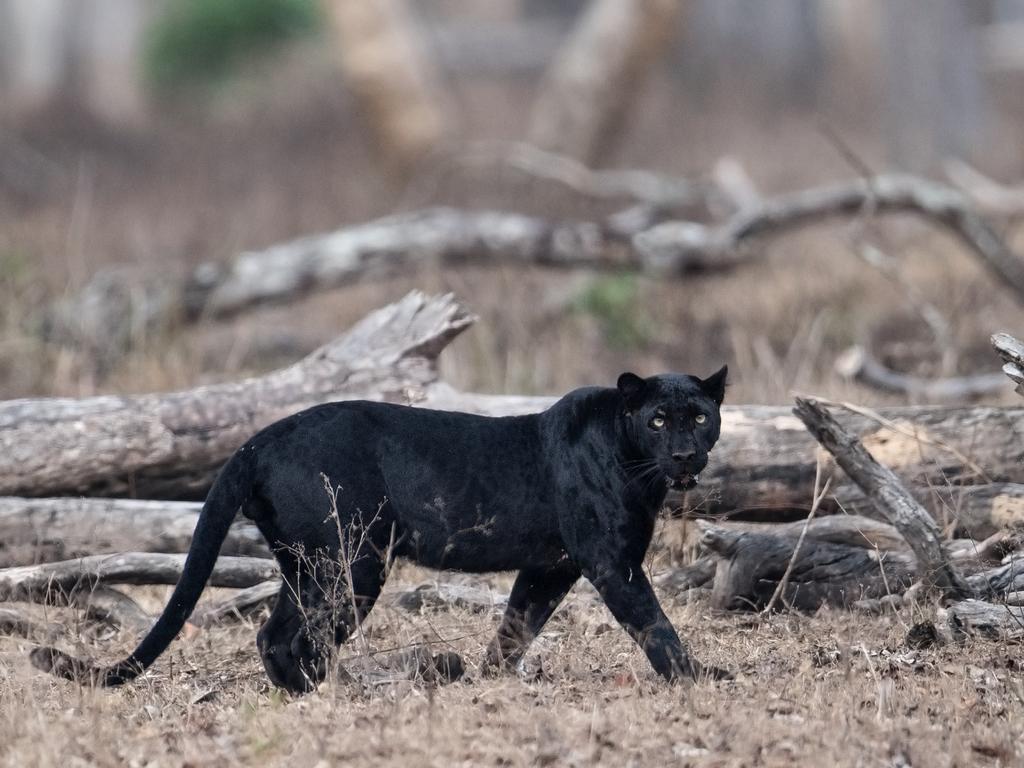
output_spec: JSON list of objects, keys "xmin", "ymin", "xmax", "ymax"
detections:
[{"xmin": 30, "ymin": 445, "xmax": 258, "ymax": 686}]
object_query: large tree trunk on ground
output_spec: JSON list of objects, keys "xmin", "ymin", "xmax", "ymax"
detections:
[
  {"xmin": 5, "ymin": 388, "xmax": 1024, "ymax": 520},
  {"xmin": 1, "ymin": 291, "xmax": 473, "ymax": 498},
  {"xmin": 527, "ymin": 0, "xmax": 683, "ymax": 163}
]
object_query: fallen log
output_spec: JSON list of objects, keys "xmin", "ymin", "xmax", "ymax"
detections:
[
  {"xmin": 0, "ymin": 553, "xmax": 278, "ymax": 605},
  {"xmin": 2, "ymin": 291, "xmax": 473, "ymax": 498},
  {"xmin": 793, "ymin": 397, "xmax": 970, "ymax": 597},
  {"xmin": 0, "ymin": 497, "xmax": 267, "ymax": 567},
  {"xmin": 6, "ymin": 396, "xmax": 1024, "ymax": 525},
  {"xmin": 671, "ymin": 404, "xmax": 1024, "ymax": 531},
  {"xmin": 700, "ymin": 524, "xmax": 916, "ymax": 611}
]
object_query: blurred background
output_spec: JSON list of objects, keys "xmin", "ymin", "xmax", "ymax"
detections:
[{"xmin": 2, "ymin": 0, "xmax": 1023, "ymax": 404}]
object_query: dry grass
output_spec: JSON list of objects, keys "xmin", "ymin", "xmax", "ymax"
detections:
[{"xmin": 2, "ymin": 560, "xmax": 1022, "ymax": 768}]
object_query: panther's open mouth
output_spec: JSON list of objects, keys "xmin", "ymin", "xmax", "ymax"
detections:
[{"xmin": 667, "ymin": 474, "xmax": 699, "ymax": 491}]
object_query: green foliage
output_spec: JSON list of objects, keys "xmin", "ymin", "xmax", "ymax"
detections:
[
  {"xmin": 145, "ymin": 0, "xmax": 321, "ymax": 90},
  {"xmin": 572, "ymin": 274, "xmax": 652, "ymax": 350}
]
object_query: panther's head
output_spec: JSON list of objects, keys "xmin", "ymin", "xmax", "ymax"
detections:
[{"xmin": 617, "ymin": 366, "xmax": 727, "ymax": 491}]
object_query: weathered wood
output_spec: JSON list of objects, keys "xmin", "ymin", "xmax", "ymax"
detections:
[
  {"xmin": 943, "ymin": 599, "xmax": 1024, "ymax": 640},
  {"xmin": 0, "ymin": 553, "xmax": 278, "ymax": 605},
  {"xmin": 635, "ymin": 174, "xmax": 1024, "ymax": 304},
  {"xmin": 834, "ymin": 345, "xmax": 1006, "ymax": 401},
  {"xmin": 992, "ymin": 332, "xmax": 1024, "ymax": 397},
  {"xmin": 708, "ymin": 515, "xmax": 908, "ymax": 553},
  {"xmin": 0, "ymin": 497, "xmax": 267, "ymax": 567},
  {"xmin": 792, "ymin": 397, "xmax": 971, "ymax": 597},
  {"xmin": 700, "ymin": 524, "xmax": 916, "ymax": 611},
  {"xmin": 5, "ymin": 398, "xmax": 1024, "ymax": 520},
  {"xmin": 190, "ymin": 580, "xmax": 279, "ymax": 628},
  {"xmin": 71, "ymin": 586, "xmax": 152, "ymax": 632},
  {"xmin": 2, "ymin": 291, "xmax": 473, "ymax": 498},
  {"xmin": 966, "ymin": 560, "xmax": 1024, "ymax": 600},
  {"xmin": 526, "ymin": 0, "xmax": 682, "ymax": 163},
  {"xmin": 52, "ymin": 172, "xmax": 1024, "ymax": 355}
]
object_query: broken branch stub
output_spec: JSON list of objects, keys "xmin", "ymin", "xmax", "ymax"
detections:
[{"xmin": 992, "ymin": 332, "xmax": 1024, "ymax": 397}]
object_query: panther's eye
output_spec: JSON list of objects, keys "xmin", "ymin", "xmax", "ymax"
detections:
[
  {"xmin": 695, "ymin": 414, "xmax": 707, "ymax": 425},
  {"xmin": 649, "ymin": 416, "xmax": 665, "ymax": 430}
]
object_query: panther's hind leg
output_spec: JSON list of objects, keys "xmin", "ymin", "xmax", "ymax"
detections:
[
  {"xmin": 484, "ymin": 561, "xmax": 580, "ymax": 672},
  {"xmin": 256, "ymin": 578, "xmax": 314, "ymax": 694},
  {"xmin": 285, "ymin": 546, "xmax": 388, "ymax": 685}
]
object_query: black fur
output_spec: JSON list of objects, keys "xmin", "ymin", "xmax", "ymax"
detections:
[{"xmin": 31, "ymin": 367, "xmax": 729, "ymax": 692}]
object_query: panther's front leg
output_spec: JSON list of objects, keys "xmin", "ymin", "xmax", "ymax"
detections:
[
  {"xmin": 586, "ymin": 565, "xmax": 701, "ymax": 682},
  {"xmin": 484, "ymin": 562, "xmax": 580, "ymax": 672}
]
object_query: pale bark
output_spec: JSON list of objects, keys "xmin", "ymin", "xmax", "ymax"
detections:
[
  {"xmin": 0, "ymin": 553, "xmax": 278, "ymax": 605},
  {"xmin": 0, "ymin": 497, "xmax": 266, "ymax": 567},
  {"xmin": 3, "ymin": 291, "xmax": 472, "ymax": 498}
]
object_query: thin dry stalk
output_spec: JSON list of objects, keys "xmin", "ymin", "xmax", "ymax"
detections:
[{"xmin": 761, "ymin": 461, "xmax": 833, "ymax": 615}]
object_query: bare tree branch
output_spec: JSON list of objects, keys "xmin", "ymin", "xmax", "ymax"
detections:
[{"xmin": 835, "ymin": 345, "xmax": 1006, "ymax": 401}]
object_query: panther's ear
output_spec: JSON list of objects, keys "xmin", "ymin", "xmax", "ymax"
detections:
[
  {"xmin": 700, "ymin": 365, "xmax": 728, "ymax": 406},
  {"xmin": 617, "ymin": 372, "xmax": 647, "ymax": 409}
]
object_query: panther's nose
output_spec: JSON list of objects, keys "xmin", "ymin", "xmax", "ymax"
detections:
[{"xmin": 671, "ymin": 450, "xmax": 696, "ymax": 463}]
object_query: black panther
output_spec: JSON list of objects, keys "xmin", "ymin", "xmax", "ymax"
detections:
[{"xmin": 32, "ymin": 367, "xmax": 729, "ymax": 693}]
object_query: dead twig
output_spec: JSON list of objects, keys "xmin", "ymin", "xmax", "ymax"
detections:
[{"xmin": 762, "ymin": 461, "xmax": 832, "ymax": 614}]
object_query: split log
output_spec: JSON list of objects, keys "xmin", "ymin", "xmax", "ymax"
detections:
[
  {"xmin": 943, "ymin": 599, "xmax": 1024, "ymax": 641},
  {"xmin": 992, "ymin": 332, "xmax": 1024, "ymax": 396},
  {"xmin": 0, "ymin": 497, "xmax": 267, "ymax": 567},
  {"xmin": 834, "ymin": 345, "xmax": 1006, "ymax": 401},
  {"xmin": 700, "ymin": 524, "xmax": 916, "ymax": 611},
  {"xmin": 0, "ymin": 553, "xmax": 278, "ymax": 605},
  {"xmin": 2, "ymin": 291, "xmax": 473, "ymax": 498},
  {"xmin": 792, "ymin": 397, "xmax": 971, "ymax": 597},
  {"xmin": 526, "ymin": 0, "xmax": 683, "ymax": 163}
]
